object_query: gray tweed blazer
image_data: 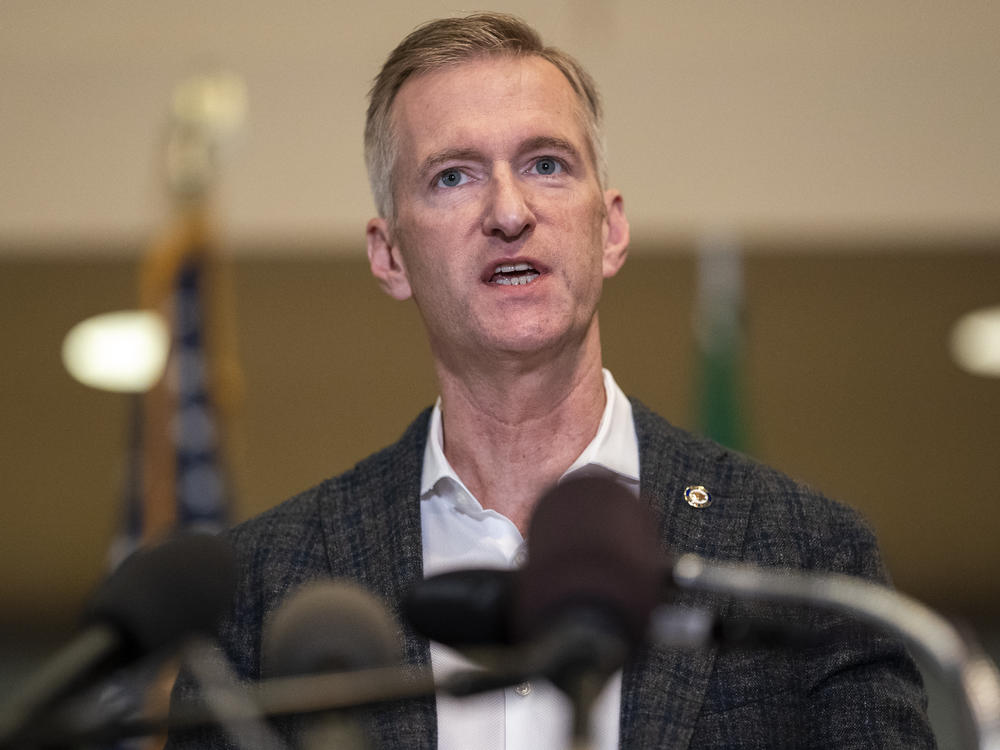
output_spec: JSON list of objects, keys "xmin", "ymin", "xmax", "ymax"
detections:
[{"xmin": 168, "ymin": 400, "xmax": 934, "ymax": 749}]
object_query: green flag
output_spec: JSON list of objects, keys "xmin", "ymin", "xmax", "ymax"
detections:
[{"xmin": 694, "ymin": 232, "xmax": 749, "ymax": 452}]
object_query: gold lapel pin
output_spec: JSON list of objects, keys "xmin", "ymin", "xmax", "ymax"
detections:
[{"xmin": 684, "ymin": 485, "xmax": 712, "ymax": 508}]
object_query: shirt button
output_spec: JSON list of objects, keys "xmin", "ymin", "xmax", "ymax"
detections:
[{"xmin": 514, "ymin": 681, "xmax": 532, "ymax": 697}]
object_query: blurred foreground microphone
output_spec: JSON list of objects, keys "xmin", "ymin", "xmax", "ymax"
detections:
[
  {"xmin": 404, "ymin": 568, "xmax": 517, "ymax": 647},
  {"xmin": 0, "ymin": 533, "xmax": 236, "ymax": 747},
  {"xmin": 515, "ymin": 475, "xmax": 663, "ymax": 644},
  {"xmin": 514, "ymin": 477, "xmax": 664, "ymax": 746},
  {"xmin": 261, "ymin": 580, "xmax": 403, "ymax": 750},
  {"xmin": 408, "ymin": 570, "xmax": 825, "ymax": 653}
]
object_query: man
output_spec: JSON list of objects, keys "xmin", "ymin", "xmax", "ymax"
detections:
[{"xmin": 169, "ymin": 12, "xmax": 934, "ymax": 749}]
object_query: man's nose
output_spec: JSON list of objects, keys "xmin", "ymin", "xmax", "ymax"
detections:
[{"xmin": 482, "ymin": 167, "xmax": 535, "ymax": 240}]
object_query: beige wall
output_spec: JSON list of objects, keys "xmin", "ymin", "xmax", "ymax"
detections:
[
  {"xmin": 2, "ymin": 1, "xmax": 999, "ymax": 249},
  {"xmin": 2, "ymin": 242, "xmax": 999, "ymax": 630}
]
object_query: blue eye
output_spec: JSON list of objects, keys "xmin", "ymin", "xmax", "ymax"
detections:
[
  {"xmin": 531, "ymin": 157, "xmax": 563, "ymax": 176},
  {"xmin": 437, "ymin": 169, "xmax": 467, "ymax": 188}
]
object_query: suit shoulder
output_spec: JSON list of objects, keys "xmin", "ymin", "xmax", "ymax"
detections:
[
  {"xmin": 211, "ymin": 408, "xmax": 433, "ymax": 677},
  {"xmin": 630, "ymin": 398, "xmax": 882, "ymax": 576},
  {"xmin": 631, "ymin": 398, "xmax": 863, "ymax": 516},
  {"xmin": 227, "ymin": 406, "xmax": 433, "ymax": 550}
]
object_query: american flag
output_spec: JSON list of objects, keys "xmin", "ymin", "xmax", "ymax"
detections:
[
  {"xmin": 106, "ymin": 208, "xmax": 241, "ymax": 750},
  {"xmin": 110, "ymin": 211, "xmax": 240, "ymax": 566}
]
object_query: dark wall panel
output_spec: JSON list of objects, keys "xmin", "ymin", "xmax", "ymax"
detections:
[{"xmin": 1, "ymin": 246, "xmax": 998, "ymax": 629}]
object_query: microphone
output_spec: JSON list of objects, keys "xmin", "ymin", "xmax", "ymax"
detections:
[
  {"xmin": 403, "ymin": 568, "xmax": 516, "ymax": 647},
  {"xmin": 262, "ymin": 579, "xmax": 402, "ymax": 678},
  {"xmin": 0, "ymin": 533, "xmax": 236, "ymax": 747},
  {"xmin": 407, "ymin": 568, "xmax": 828, "ymax": 652},
  {"xmin": 512, "ymin": 476, "xmax": 665, "ymax": 747},
  {"xmin": 154, "ymin": 582, "xmax": 431, "ymax": 744},
  {"xmin": 260, "ymin": 580, "xmax": 405, "ymax": 750},
  {"xmin": 512, "ymin": 476, "xmax": 664, "ymax": 645},
  {"xmin": 14, "ymin": 580, "xmax": 437, "ymax": 748}
]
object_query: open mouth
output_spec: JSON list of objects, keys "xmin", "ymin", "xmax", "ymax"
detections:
[{"xmin": 489, "ymin": 262, "xmax": 541, "ymax": 286}]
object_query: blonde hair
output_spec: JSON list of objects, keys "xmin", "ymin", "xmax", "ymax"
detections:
[{"xmin": 364, "ymin": 12, "xmax": 607, "ymax": 218}]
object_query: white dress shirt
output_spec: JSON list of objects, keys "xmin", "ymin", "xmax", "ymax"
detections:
[{"xmin": 420, "ymin": 369, "xmax": 640, "ymax": 750}]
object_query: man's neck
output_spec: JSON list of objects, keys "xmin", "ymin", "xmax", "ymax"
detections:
[{"xmin": 433, "ymin": 331, "xmax": 607, "ymax": 533}]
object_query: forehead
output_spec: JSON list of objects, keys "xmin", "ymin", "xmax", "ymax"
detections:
[{"xmin": 390, "ymin": 55, "xmax": 589, "ymax": 170}]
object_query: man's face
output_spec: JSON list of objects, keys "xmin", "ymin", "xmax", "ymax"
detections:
[{"xmin": 367, "ymin": 55, "xmax": 629, "ymax": 369}]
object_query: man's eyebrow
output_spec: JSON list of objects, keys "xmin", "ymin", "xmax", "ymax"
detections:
[
  {"xmin": 519, "ymin": 136, "xmax": 581, "ymax": 158},
  {"xmin": 418, "ymin": 148, "xmax": 484, "ymax": 177}
]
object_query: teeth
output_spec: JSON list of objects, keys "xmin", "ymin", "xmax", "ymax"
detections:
[
  {"xmin": 492, "ymin": 272, "xmax": 539, "ymax": 286},
  {"xmin": 489, "ymin": 261, "xmax": 540, "ymax": 286},
  {"xmin": 494, "ymin": 262, "xmax": 534, "ymax": 274}
]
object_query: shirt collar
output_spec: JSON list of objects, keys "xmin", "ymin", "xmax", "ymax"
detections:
[{"xmin": 420, "ymin": 369, "xmax": 640, "ymax": 503}]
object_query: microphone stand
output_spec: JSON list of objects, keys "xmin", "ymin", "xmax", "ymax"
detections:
[
  {"xmin": 13, "ymin": 656, "xmax": 439, "ymax": 748},
  {"xmin": 672, "ymin": 553, "xmax": 1000, "ymax": 750},
  {"xmin": 22, "ymin": 635, "xmax": 622, "ymax": 749}
]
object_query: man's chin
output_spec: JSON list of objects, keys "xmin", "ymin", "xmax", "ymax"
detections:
[{"xmin": 477, "ymin": 326, "xmax": 583, "ymax": 363}]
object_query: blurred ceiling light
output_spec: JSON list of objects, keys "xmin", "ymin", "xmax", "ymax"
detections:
[
  {"xmin": 166, "ymin": 69, "xmax": 248, "ymax": 197},
  {"xmin": 950, "ymin": 305, "xmax": 1000, "ymax": 378},
  {"xmin": 171, "ymin": 69, "xmax": 248, "ymax": 135},
  {"xmin": 62, "ymin": 310, "xmax": 169, "ymax": 392}
]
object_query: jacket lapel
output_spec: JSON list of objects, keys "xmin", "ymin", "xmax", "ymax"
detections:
[{"xmin": 620, "ymin": 400, "xmax": 754, "ymax": 749}]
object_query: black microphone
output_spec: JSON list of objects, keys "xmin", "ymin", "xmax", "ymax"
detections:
[
  {"xmin": 261, "ymin": 580, "xmax": 404, "ymax": 750},
  {"xmin": 407, "ymin": 568, "xmax": 828, "ymax": 653},
  {"xmin": 404, "ymin": 568, "xmax": 517, "ymax": 647},
  {"xmin": 0, "ymin": 533, "xmax": 236, "ymax": 747},
  {"xmin": 512, "ymin": 476, "xmax": 665, "ymax": 747}
]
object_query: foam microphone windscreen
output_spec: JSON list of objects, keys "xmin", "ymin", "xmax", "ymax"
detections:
[
  {"xmin": 261, "ymin": 580, "xmax": 402, "ymax": 679},
  {"xmin": 404, "ymin": 568, "xmax": 516, "ymax": 646},
  {"xmin": 513, "ymin": 476, "xmax": 665, "ymax": 645},
  {"xmin": 84, "ymin": 533, "xmax": 237, "ymax": 657}
]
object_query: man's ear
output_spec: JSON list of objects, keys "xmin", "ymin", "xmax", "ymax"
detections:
[
  {"xmin": 601, "ymin": 190, "xmax": 630, "ymax": 279},
  {"xmin": 366, "ymin": 218, "xmax": 413, "ymax": 300}
]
